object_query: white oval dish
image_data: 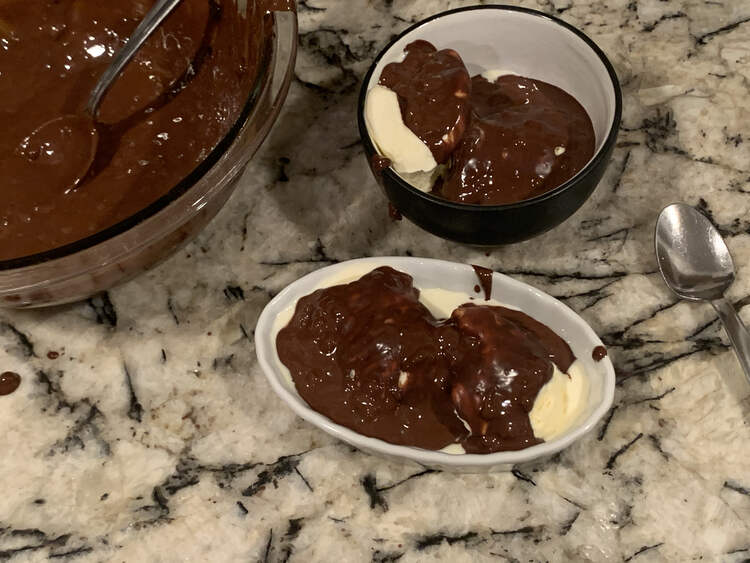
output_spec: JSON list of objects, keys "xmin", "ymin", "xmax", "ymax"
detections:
[{"xmin": 255, "ymin": 257, "xmax": 615, "ymax": 472}]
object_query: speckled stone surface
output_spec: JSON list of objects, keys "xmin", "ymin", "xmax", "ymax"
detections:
[{"xmin": 2, "ymin": 1, "xmax": 750, "ymax": 561}]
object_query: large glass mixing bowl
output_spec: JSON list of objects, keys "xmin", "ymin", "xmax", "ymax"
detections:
[{"xmin": 0, "ymin": 4, "xmax": 297, "ymax": 308}]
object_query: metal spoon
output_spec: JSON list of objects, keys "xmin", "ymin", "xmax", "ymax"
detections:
[
  {"xmin": 18, "ymin": 0, "xmax": 183, "ymax": 189},
  {"xmin": 655, "ymin": 202, "xmax": 750, "ymax": 385}
]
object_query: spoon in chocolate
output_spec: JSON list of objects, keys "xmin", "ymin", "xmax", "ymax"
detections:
[
  {"xmin": 17, "ymin": 0, "xmax": 183, "ymax": 191},
  {"xmin": 655, "ymin": 202, "xmax": 750, "ymax": 386}
]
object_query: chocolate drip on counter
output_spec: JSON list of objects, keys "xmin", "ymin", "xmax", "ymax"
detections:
[
  {"xmin": 471, "ymin": 264, "xmax": 493, "ymax": 301},
  {"xmin": 0, "ymin": 371, "xmax": 21, "ymax": 396},
  {"xmin": 387, "ymin": 203, "xmax": 402, "ymax": 221},
  {"xmin": 276, "ymin": 266, "xmax": 576, "ymax": 454},
  {"xmin": 378, "ymin": 40, "xmax": 470, "ymax": 164},
  {"xmin": 592, "ymin": 345, "xmax": 608, "ymax": 361}
]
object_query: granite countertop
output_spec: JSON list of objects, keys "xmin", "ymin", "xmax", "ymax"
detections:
[{"xmin": 2, "ymin": 0, "xmax": 750, "ymax": 561}]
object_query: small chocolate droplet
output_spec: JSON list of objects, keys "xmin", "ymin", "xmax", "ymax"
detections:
[
  {"xmin": 47, "ymin": 350, "xmax": 59, "ymax": 359},
  {"xmin": 0, "ymin": 371, "xmax": 21, "ymax": 395},
  {"xmin": 371, "ymin": 154, "xmax": 391, "ymax": 174},
  {"xmin": 388, "ymin": 203, "xmax": 402, "ymax": 221},
  {"xmin": 592, "ymin": 346, "xmax": 607, "ymax": 361}
]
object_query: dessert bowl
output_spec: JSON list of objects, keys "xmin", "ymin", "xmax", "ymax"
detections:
[
  {"xmin": 0, "ymin": 4, "xmax": 297, "ymax": 308},
  {"xmin": 255, "ymin": 257, "xmax": 615, "ymax": 472},
  {"xmin": 357, "ymin": 5, "xmax": 622, "ymax": 246}
]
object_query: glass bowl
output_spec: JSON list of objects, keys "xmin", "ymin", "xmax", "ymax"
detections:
[{"xmin": 0, "ymin": 5, "xmax": 297, "ymax": 308}]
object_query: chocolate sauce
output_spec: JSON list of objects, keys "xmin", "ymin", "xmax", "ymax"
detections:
[
  {"xmin": 387, "ymin": 203, "xmax": 402, "ymax": 221},
  {"xmin": 47, "ymin": 351, "xmax": 60, "ymax": 360},
  {"xmin": 471, "ymin": 264, "xmax": 493, "ymax": 301},
  {"xmin": 379, "ymin": 40, "xmax": 471, "ymax": 164},
  {"xmin": 592, "ymin": 345, "xmax": 607, "ymax": 362},
  {"xmin": 371, "ymin": 154, "xmax": 392, "ymax": 174},
  {"xmin": 261, "ymin": 0, "xmax": 297, "ymax": 12},
  {"xmin": 378, "ymin": 40, "xmax": 595, "ymax": 205},
  {"xmin": 437, "ymin": 74, "xmax": 595, "ymax": 204},
  {"xmin": 276, "ymin": 266, "xmax": 576, "ymax": 454},
  {"xmin": 0, "ymin": 371, "xmax": 21, "ymax": 396},
  {"xmin": 0, "ymin": 0, "xmax": 271, "ymax": 261}
]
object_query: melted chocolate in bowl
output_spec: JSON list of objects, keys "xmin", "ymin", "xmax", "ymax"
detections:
[
  {"xmin": 276, "ymin": 266, "xmax": 576, "ymax": 454},
  {"xmin": 0, "ymin": 0, "xmax": 272, "ymax": 261},
  {"xmin": 437, "ymin": 74, "xmax": 595, "ymax": 205},
  {"xmin": 376, "ymin": 40, "xmax": 596, "ymax": 205}
]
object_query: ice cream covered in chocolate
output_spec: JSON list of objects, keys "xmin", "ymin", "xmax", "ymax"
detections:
[
  {"xmin": 378, "ymin": 40, "xmax": 470, "ymax": 165},
  {"xmin": 365, "ymin": 40, "xmax": 596, "ymax": 205},
  {"xmin": 276, "ymin": 266, "xmax": 582, "ymax": 454}
]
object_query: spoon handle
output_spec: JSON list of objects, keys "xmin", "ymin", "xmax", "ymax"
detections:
[
  {"xmin": 712, "ymin": 297, "xmax": 750, "ymax": 385},
  {"xmin": 86, "ymin": 0, "xmax": 183, "ymax": 116}
]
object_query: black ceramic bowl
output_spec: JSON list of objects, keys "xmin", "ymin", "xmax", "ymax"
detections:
[{"xmin": 357, "ymin": 5, "xmax": 621, "ymax": 245}]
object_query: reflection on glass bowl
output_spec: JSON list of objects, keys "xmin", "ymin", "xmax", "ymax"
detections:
[{"xmin": 0, "ymin": 5, "xmax": 297, "ymax": 308}]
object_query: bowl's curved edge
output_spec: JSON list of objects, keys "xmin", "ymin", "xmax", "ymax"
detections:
[
  {"xmin": 0, "ymin": 6, "xmax": 295, "ymax": 273},
  {"xmin": 355, "ymin": 5, "xmax": 623, "ymax": 246},
  {"xmin": 255, "ymin": 257, "xmax": 616, "ymax": 471}
]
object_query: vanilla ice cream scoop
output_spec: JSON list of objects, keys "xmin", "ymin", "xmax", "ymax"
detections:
[
  {"xmin": 529, "ymin": 361, "xmax": 589, "ymax": 441},
  {"xmin": 364, "ymin": 85, "xmax": 438, "ymax": 175}
]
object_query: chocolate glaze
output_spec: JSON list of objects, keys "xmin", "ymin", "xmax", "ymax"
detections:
[
  {"xmin": 0, "ymin": 371, "xmax": 21, "ymax": 396},
  {"xmin": 261, "ymin": 0, "xmax": 297, "ymax": 12},
  {"xmin": 378, "ymin": 40, "xmax": 595, "ymax": 205},
  {"xmin": 437, "ymin": 74, "xmax": 595, "ymax": 204},
  {"xmin": 387, "ymin": 203, "xmax": 402, "ymax": 222},
  {"xmin": 47, "ymin": 351, "xmax": 60, "ymax": 360},
  {"xmin": 592, "ymin": 345, "xmax": 607, "ymax": 361},
  {"xmin": 370, "ymin": 154, "xmax": 392, "ymax": 174},
  {"xmin": 0, "ymin": 0, "xmax": 270, "ymax": 260},
  {"xmin": 471, "ymin": 264, "xmax": 493, "ymax": 301},
  {"xmin": 379, "ymin": 40, "xmax": 470, "ymax": 164},
  {"xmin": 276, "ymin": 266, "xmax": 576, "ymax": 454}
]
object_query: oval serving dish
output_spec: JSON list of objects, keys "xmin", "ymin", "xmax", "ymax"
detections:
[{"xmin": 255, "ymin": 257, "xmax": 615, "ymax": 472}]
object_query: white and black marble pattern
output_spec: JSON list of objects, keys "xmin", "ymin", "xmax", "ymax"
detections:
[{"xmin": 2, "ymin": 0, "xmax": 750, "ymax": 561}]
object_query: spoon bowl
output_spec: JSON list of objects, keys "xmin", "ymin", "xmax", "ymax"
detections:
[
  {"xmin": 17, "ymin": 0, "xmax": 182, "ymax": 191},
  {"xmin": 655, "ymin": 202, "xmax": 735, "ymax": 301},
  {"xmin": 17, "ymin": 115, "xmax": 98, "ymax": 192}
]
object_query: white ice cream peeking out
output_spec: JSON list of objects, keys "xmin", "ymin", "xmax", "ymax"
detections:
[
  {"xmin": 419, "ymin": 285, "xmax": 589, "ymax": 448},
  {"xmin": 364, "ymin": 70, "xmax": 520, "ymax": 193},
  {"xmin": 480, "ymin": 69, "xmax": 517, "ymax": 82},
  {"xmin": 364, "ymin": 85, "xmax": 441, "ymax": 192},
  {"xmin": 274, "ymin": 263, "xmax": 589, "ymax": 454}
]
